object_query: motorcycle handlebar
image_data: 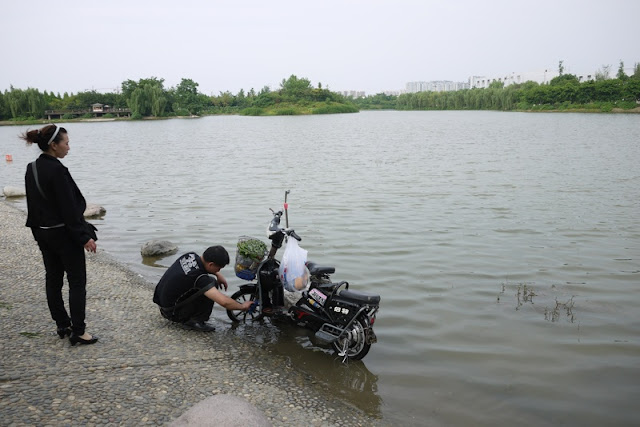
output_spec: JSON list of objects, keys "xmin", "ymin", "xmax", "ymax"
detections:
[
  {"xmin": 268, "ymin": 209, "xmax": 301, "ymax": 241},
  {"xmin": 289, "ymin": 230, "xmax": 301, "ymax": 241}
]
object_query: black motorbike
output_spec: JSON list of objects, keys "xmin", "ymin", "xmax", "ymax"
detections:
[{"xmin": 226, "ymin": 193, "xmax": 380, "ymax": 361}]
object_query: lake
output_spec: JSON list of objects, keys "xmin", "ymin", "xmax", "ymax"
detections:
[{"xmin": 1, "ymin": 111, "xmax": 639, "ymax": 426}]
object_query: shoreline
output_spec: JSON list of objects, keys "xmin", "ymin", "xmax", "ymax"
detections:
[
  {"xmin": 0, "ymin": 200, "xmax": 387, "ymax": 426},
  {"xmin": 1, "ymin": 106, "xmax": 639, "ymax": 126}
]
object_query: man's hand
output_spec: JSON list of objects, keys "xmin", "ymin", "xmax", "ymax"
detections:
[
  {"xmin": 241, "ymin": 300, "xmax": 254, "ymax": 311},
  {"xmin": 215, "ymin": 272, "xmax": 228, "ymax": 291}
]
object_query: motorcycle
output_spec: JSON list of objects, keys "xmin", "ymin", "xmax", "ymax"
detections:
[{"xmin": 226, "ymin": 192, "xmax": 381, "ymax": 361}]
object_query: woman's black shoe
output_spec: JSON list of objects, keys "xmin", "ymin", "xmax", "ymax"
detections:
[
  {"xmin": 69, "ymin": 333, "xmax": 99, "ymax": 346},
  {"xmin": 57, "ymin": 327, "xmax": 72, "ymax": 339}
]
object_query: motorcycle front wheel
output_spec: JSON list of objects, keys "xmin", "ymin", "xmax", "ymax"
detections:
[
  {"xmin": 332, "ymin": 316, "xmax": 372, "ymax": 361},
  {"xmin": 227, "ymin": 288, "xmax": 264, "ymax": 322}
]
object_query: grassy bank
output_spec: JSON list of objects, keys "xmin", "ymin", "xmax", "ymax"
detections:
[{"xmin": 240, "ymin": 102, "xmax": 359, "ymax": 116}]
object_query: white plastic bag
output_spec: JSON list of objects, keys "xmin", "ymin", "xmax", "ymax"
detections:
[{"xmin": 278, "ymin": 238, "xmax": 309, "ymax": 292}]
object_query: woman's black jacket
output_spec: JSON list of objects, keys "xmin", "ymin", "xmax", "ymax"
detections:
[{"xmin": 25, "ymin": 154, "xmax": 91, "ymax": 246}]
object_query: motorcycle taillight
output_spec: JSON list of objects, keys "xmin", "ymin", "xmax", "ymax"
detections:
[{"xmin": 370, "ymin": 316, "xmax": 376, "ymax": 325}]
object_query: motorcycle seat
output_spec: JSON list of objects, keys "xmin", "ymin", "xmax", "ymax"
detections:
[
  {"xmin": 306, "ymin": 261, "xmax": 335, "ymax": 275},
  {"xmin": 338, "ymin": 289, "xmax": 381, "ymax": 305}
]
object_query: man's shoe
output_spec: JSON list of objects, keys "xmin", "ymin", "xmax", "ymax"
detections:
[{"xmin": 182, "ymin": 320, "xmax": 216, "ymax": 332}]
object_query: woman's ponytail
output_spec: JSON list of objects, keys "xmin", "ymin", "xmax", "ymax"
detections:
[{"xmin": 20, "ymin": 124, "xmax": 66, "ymax": 151}]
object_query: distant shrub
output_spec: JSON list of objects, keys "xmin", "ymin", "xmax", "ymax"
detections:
[
  {"xmin": 62, "ymin": 113, "xmax": 75, "ymax": 120},
  {"xmin": 131, "ymin": 112, "xmax": 143, "ymax": 120},
  {"xmin": 241, "ymin": 107, "xmax": 264, "ymax": 116},
  {"xmin": 617, "ymin": 101, "xmax": 637, "ymax": 109},
  {"xmin": 274, "ymin": 108, "xmax": 298, "ymax": 116},
  {"xmin": 103, "ymin": 113, "xmax": 115, "ymax": 118},
  {"xmin": 557, "ymin": 101, "xmax": 572, "ymax": 110},
  {"xmin": 312, "ymin": 104, "xmax": 358, "ymax": 114},
  {"xmin": 600, "ymin": 102, "xmax": 614, "ymax": 112},
  {"xmin": 174, "ymin": 109, "xmax": 190, "ymax": 116},
  {"xmin": 81, "ymin": 113, "xmax": 93, "ymax": 119}
]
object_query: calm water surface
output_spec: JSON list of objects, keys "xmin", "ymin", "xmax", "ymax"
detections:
[{"xmin": 1, "ymin": 111, "xmax": 639, "ymax": 426}]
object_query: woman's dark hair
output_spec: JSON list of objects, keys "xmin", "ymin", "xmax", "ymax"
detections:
[
  {"xmin": 20, "ymin": 124, "xmax": 67, "ymax": 152},
  {"xmin": 203, "ymin": 245, "xmax": 230, "ymax": 267}
]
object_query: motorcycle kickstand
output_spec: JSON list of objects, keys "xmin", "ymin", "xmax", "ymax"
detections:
[{"xmin": 338, "ymin": 332, "xmax": 352, "ymax": 363}]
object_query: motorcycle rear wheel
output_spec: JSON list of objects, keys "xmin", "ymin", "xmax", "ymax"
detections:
[
  {"xmin": 332, "ymin": 316, "xmax": 372, "ymax": 361},
  {"xmin": 227, "ymin": 288, "xmax": 264, "ymax": 322}
]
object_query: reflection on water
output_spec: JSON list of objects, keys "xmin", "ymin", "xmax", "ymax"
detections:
[
  {"xmin": 219, "ymin": 314, "xmax": 382, "ymax": 417},
  {"xmin": 141, "ymin": 253, "xmax": 178, "ymax": 268}
]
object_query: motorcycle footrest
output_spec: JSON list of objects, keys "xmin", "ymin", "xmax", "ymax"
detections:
[
  {"xmin": 315, "ymin": 330, "xmax": 339, "ymax": 345},
  {"xmin": 314, "ymin": 323, "xmax": 343, "ymax": 344}
]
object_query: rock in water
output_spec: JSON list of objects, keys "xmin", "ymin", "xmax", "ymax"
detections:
[
  {"xmin": 141, "ymin": 240, "xmax": 178, "ymax": 257},
  {"xmin": 84, "ymin": 204, "xmax": 106, "ymax": 218},
  {"xmin": 3, "ymin": 186, "xmax": 26, "ymax": 197}
]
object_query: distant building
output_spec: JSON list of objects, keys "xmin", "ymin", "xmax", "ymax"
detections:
[
  {"xmin": 339, "ymin": 90, "xmax": 367, "ymax": 98},
  {"xmin": 470, "ymin": 69, "xmax": 562, "ymax": 89},
  {"xmin": 468, "ymin": 68, "xmax": 612, "ymax": 89},
  {"xmin": 405, "ymin": 80, "xmax": 470, "ymax": 93}
]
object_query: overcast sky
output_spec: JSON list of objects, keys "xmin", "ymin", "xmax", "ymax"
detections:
[{"xmin": 1, "ymin": 0, "xmax": 638, "ymax": 96}]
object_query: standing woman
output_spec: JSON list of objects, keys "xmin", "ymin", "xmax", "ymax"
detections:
[{"xmin": 22, "ymin": 124, "xmax": 99, "ymax": 346}]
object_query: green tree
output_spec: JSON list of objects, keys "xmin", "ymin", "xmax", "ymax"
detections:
[
  {"xmin": 235, "ymin": 89, "xmax": 248, "ymax": 108},
  {"xmin": 550, "ymin": 74, "xmax": 580, "ymax": 86},
  {"xmin": 173, "ymin": 78, "xmax": 201, "ymax": 114},
  {"xmin": 150, "ymin": 86, "xmax": 167, "ymax": 116},
  {"xmin": 0, "ymin": 91, "xmax": 8, "ymax": 120},
  {"xmin": 595, "ymin": 65, "xmax": 611, "ymax": 81},
  {"xmin": 6, "ymin": 86, "xmax": 28, "ymax": 118},
  {"xmin": 617, "ymin": 60, "xmax": 628, "ymax": 80},
  {"xmin": 280, "ymin": 75, "xmax": 312, "ymax": 100},
  {"xmin": 122, "ymin": 78, "xmax": 168, "ymax": 116}
]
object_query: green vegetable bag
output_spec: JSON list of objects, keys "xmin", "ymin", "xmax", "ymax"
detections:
[{"xmin": 235, "ymin": 236, "xmax": 267, "ymax": 280}]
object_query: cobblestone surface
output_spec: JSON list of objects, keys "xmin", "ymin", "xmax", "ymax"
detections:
[{"xmin": 0, "ymin": 201, "xmax": 388, "ymax": 426}]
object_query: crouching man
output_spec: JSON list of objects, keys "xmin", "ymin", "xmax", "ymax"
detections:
[{"xmin": 153, "ymin": 246, "xmax": 253, "ymax": 331}]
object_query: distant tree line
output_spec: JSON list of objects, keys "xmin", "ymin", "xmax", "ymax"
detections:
[
  {"xmin": 3, "ymin": 63, "xmax": 639, "ymax": 120},
  {"xmin": 0, "ymin": 75, "xmax": 356, "ymax": 121},
  {"xmin": 353, "ymin": 62, "xmax": 640, "ymax": 112}
]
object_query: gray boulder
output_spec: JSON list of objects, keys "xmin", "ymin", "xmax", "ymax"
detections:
[
  {"xmin": 3, "ymin": 186, "xmax": 26, "ymax": 198},
  {"xmin": 169, "ymin": 395, "xmax": 272, "ymax": 427},
  {"xmin": 84, "ymin": 204, "xmax": 106, "ymax": 218},
  {"xmin": 141, "ymin": 240, "xmax": 177, "ymax": 257}
]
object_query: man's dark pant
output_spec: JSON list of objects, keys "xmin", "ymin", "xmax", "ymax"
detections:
[
  {"xmin": 34, "ymin": 227, "xmax": 87, "ymax": 335},
  {"xmin": 160, "ymin": 296, "xmax": 214, "ymax": 323}
]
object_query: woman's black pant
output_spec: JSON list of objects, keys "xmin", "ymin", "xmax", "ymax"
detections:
[{"xmin": 33, "ymin": 227, "xmax": 87, "ymax": 335}]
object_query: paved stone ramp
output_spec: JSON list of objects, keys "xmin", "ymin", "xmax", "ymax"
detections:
[{"xmin": 0, "ymin": 201, "xmax": 386, "ymax": 426}]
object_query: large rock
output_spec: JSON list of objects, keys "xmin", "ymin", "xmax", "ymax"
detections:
[
  {"xmin": 84, "ymin": 204, "xmax": 106, "ymax": 218},
  {"xmin": 141, "ymin": 240, "xmax": 177, "ymax": 257},
  {"xmin": 169, "ymin": 395, "xmax": 271, "ymax": 427},
  {"xmin": 3, "ymin": 186, "xmax": 26, "ymax": 198}
]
